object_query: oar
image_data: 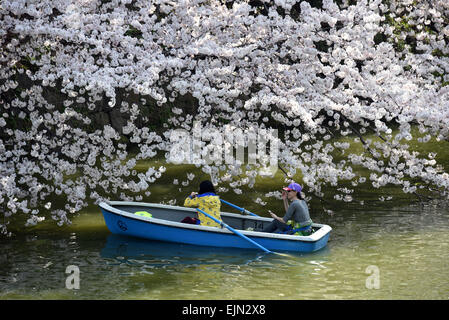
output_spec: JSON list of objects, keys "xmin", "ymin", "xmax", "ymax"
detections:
[
  {"xmin": 196, "ymin": 208, "xmax": 272, "ymax": 254},
  {"xmin": 220, "ymin": 199, "xmax": 259, "ymax": 217}
]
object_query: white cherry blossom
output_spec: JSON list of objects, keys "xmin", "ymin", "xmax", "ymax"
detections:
[{"xmin": 1, "ymin": 0, "xmax": 448, "ymax": 235}]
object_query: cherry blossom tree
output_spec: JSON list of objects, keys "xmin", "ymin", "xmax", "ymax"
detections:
[{"xmin": 1, "ymin": 0, "xmax": 448, "ymax": 235}]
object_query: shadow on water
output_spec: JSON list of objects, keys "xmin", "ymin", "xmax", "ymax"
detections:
[{"xmin": 100, "ymin": 234, "xmax": 331, "ymax": 268}]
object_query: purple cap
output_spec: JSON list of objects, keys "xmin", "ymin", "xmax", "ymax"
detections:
[{"xmin": 283, "ymin": 182, "xmax": 302, "ymax": 193}]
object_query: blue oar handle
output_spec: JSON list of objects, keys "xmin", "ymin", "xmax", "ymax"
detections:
[
  {"xmin": 196, "ymin": 208, "xmax": 272, "ymax": 254},
  {"xmin": 220, "ymin": 199, "xmax": 259, "ymax": 217}
]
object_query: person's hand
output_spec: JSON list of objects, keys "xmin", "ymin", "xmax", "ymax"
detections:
[
  {"xmin": 281, "ymin": 190, "xmax": 287, "ymax": 200},
  {"xmin": 268, "ymin": 210, "xmax": 277, "ymax": 219}
]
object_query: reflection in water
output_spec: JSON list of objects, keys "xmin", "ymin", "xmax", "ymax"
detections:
[
  {"xmin": 101, "ymin": 234, "xmax": 331, "ymax": 269},
  {"xmin": 1, "ymin": 202, "xmax": 448, "ymax": 299},
  {"xmin": 101, "ymin": 234, "xmax": 271, "ymax": 267}
]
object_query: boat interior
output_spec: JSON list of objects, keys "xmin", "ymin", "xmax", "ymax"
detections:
[{"xmin": 112, "ymin": 203, "xmax": 320, "ymax": 234}]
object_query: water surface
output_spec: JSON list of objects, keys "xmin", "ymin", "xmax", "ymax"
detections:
[{"xmin": 1, "ymin": 200, "xmax": 448, "ymax": 300}]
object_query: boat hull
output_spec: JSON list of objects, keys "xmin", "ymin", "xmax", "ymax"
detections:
[{"xmin": 100, "ymin": 201, "xmax": 331, "ymax": 253}]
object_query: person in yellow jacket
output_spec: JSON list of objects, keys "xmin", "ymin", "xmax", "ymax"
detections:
[{"xmin": 183, "ymin": 180, "xmax": 222, "ymax": 227}]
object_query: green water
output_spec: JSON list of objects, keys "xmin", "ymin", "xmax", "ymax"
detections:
[{"xmin": 1, "ymin": 196, "xmax": 448, "ymax": 299}]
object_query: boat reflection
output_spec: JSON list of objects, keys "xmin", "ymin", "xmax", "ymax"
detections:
[
  {"xmin": 101, "ymin": 234, "xmax": 331, "ymax": 269},
  {"xmin": 101, "ymin": 234, "xmax": 274, "ymax": 266}
]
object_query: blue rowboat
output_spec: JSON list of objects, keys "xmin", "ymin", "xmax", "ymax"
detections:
[{"xmin": 99, "ymin": 201, "xmax": 332, "ymax": 253}]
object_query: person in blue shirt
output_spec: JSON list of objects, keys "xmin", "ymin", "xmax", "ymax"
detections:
[{"xmin": 263, "ymin": 182, "xmax": 313, "ymax": 235}]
